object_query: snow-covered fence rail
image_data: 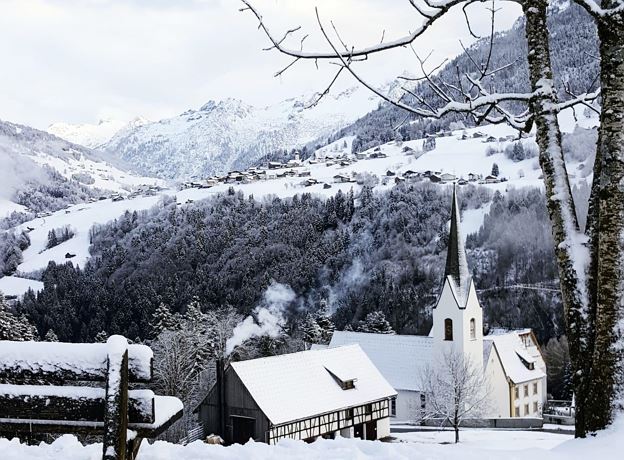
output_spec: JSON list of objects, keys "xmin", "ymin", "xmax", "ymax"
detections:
[{"xmin": 0, "ymin": 335, "xmax": 183, "ymax": 460}]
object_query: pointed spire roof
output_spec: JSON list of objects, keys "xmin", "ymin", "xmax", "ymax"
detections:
[{"xmin": 444, "ymin": 185, "xmax": 470, "ymax": 299}]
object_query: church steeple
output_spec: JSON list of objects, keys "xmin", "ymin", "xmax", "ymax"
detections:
[{"xmin": 444, "ymin": 185, "xmax": 470, "ymax": 298}]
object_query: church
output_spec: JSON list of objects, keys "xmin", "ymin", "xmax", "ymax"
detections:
[{"xmin": 325, "ymin": 187, "xmax": 547, "ymax": 422}]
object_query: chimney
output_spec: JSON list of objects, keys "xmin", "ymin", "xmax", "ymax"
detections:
[{"xmin": 216, "ymin": 357, "xmax": 227, "ymax": 439}]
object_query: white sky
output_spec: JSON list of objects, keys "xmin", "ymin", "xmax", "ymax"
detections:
[{"xmin": 0, "ymin": 0, "xmax": 522, "ymax": 129}]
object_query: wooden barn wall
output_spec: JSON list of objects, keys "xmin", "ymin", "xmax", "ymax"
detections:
[{"xmin": 197, "ymin": 367, "xmax": 269, "ymax": 443}]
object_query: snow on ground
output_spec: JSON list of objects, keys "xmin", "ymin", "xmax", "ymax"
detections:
[
  {"xmin": 0, "ymin": 276, "xmax": 43, "ymax": 297},
  {"xmin": 2, "ymin": 423, "xmax": 623, "ymax": 460},
  {"xmin": 0, "ymin": 198, "xmax": 26, "ymax": 218},
  {"xmin": 394, "ymin": 428, "xmax": 567, "ymax": 450},
  {"xmin": 26, "ymin": 149, "xmax": 162, "ymax": 194}
]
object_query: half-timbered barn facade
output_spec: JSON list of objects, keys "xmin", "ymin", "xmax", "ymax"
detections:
[{"xmin": 196, "ymin": 344, "xmax": 396, "ymax": 445}]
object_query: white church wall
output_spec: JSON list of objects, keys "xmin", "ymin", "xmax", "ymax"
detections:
[
  {"xmin": 432, "ymin": 278, "xmax": 484, "ymax": 372},
  {"xmin": 462, "ymin": 282, "xmax": 484, "ymax": 371},
  {"xmin": 485, "ymin": 346, "xmax": 512, "ymax": 418},
  {"xmin": 432, "ymin": 279, "xmax": 466, "ymax": 355}
]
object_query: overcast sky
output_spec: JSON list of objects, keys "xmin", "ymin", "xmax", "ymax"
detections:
[{"xmin": 0, "ymin": 0, "xmax": 522, "ymax": 130}]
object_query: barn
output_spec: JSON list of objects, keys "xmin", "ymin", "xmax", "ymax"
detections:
[{"xmin": 195, "ymin": 345, "xmax": 396, "ymax": 445}]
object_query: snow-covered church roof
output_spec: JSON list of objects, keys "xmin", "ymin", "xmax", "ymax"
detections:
[
  {"xmin": 328, "ymin": 331, "xmax": 433, "ymax": 392},
  {"xmin": 230, "ymin": 344, "xmax": 396, "ymax": 426}
]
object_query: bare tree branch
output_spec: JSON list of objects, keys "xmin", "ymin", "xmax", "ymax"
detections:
[{"xmin": 240, "ymin": 0, "xmax": 478, "ymax": 60}]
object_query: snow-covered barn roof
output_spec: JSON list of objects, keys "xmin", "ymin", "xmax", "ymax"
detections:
[
  {"xmin": 230, "ymin": 344, "xmax": 396, "ymax": 426},
  {"xmin": 328, "ymin": 331, "xmax": 433, "ymax": 392},
  {"xmin": 484, "ymin": 331, "xmax": 545, "ymax": 384}
]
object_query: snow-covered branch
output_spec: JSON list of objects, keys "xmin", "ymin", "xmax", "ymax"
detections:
[{"xmin": 574, "ymin": 0, "xmax": 624, "ymax": 19}]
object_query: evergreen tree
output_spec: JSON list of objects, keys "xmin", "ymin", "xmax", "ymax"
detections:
[
  {"xmin": 0, "ymin": 295, "xmax": 37, "ymax": 341},
  {"xmin": 149, "ymin": 302, "xmax": 179, "ymax": 338},
  {"xmin": 356, "ymin": 311, "xmax": 395, "ymax": 334},
  {"xmin": 491, "ymin": 163, "xmax": 500, "ymax": 177},
  {"xmin": 44, "ymin": 329, "xmax": 59, "ymax": 342},
  {"xmin": 314, "ymin": 300, "xmax": 335, "ymax": 344},
  {"xmin": 47, "ymin": 229, "xmax": 58, "ymax": 249},
  {"xmin": 301, "ymin": 313, "xmax": 322, "ymax": 345}
]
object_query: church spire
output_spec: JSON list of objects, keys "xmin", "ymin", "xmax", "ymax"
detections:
[{"xmin": 444, "ymin": 185, "xmax": 470, "ymax": 296}]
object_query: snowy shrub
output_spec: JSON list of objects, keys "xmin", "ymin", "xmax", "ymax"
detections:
[{"xmin": 71, "ymin": 172, "xmax": 95, "ymax": 185}]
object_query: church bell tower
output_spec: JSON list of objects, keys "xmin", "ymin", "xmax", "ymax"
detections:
[{"xmin": 431, "ymin": 186, "xmax": 484, "ymax": 370}]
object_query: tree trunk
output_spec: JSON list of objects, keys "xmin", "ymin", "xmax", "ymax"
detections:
[
  {"xmin": 584, "ymin": 7, "xmax": 624, "ymax": 432},
  {"xmin": 522, "ymin": 0, "xmax": 591, "ymax": 437}
]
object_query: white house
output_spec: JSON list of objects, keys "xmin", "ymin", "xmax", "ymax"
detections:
[{"xmin": 328, "ymin": 187, "xmax": 547, "ymax": 422}]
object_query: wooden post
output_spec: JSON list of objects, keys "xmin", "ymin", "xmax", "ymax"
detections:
[{"xmin": 102, "ymin": 336, "xmax": 129, "ymax": 460}]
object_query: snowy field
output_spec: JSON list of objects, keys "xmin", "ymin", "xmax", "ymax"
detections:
[{"xmin": 1, "ymin": 422, "xmax": 621, "ymax": 460}]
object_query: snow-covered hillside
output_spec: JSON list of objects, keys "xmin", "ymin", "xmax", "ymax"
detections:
[
  {"xmin": 47, "ymin": 117, "xmax": 149, "ymax": 149},
  {"xmin": 0, "ymin": 119, "xmax": 162, "ymax": 218},
  {"xmin": 2, "ymin": 107, "xmax": 596, "ymax": 297},
  {"xmin": 101, "ymin": 86, "xmax": 382, "ymax": 179}
]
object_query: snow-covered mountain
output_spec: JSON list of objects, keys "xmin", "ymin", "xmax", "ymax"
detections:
[
  {"xmin": 0, "ymin": 119, "xmax": 161, "ymax": 218},
  {"xmin": 47, "ymin": 116, "xmax": 150, "ymax": 149},
  {"xmin": 100, "ymin": 86, "xmax": 382, "ymax": 179}
]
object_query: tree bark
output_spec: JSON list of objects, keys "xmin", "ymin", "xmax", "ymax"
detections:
[
  {"xmin": 522, "ymin": 0, "xmax": 592, "ymax": 437},
  {"xmin": 585, "ymin": 6, "xmax": 624, "ymax": 432}
]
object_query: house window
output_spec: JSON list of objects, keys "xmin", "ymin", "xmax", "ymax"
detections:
[
  {"xmin": 533, "ymin": 402, "xmax": 539, "ymax": 414},
  {"xmin": 515, "ymin": 407, "xmax": 520, "ymax": 417},
  {"xmin": 524, "ymin": 384, "xmax": 529, "ymax": 397},
  {"xmin": 533, "ymin": 382, "xmax": 538, "ymax": 395},
  {"xmin": 346, "ymin": 408, "xmax": 354, "ymax": 419},
  {"xmin": 391, "ymin": 398, "xmax": 397, "ymax": 417},
  {"xmin": 524, "ymin": 404, "xmax": 530, "ymax": 416},
  {"xmin": 470, "ymin": 318, "xmax": 476, "ymax": 340},
  {"xmin": 420, "ymin": 394, "xmax": 426, "ymax": 409},
  {"xmin": 444, "ymin": 318, "xmax": 453, "ymax": 341},
  {"xmin": 514, "ymin": 387, "xmax": 519, "ymax": 400}
]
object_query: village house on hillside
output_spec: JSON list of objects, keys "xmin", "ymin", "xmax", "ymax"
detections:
[
  {"xmin": 195, "ymin": 345, "xmax": 396, "ymax": 445},
  {"xmin": 325, "ymin": 188, "xmax": 547, "ymax": 422}
]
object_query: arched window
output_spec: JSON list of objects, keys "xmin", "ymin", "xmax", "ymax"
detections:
[
  {"xmin": 444, "ymin": 318, "xmax": 453, "ymax": 341},
  {"xmin": 470, "ymin": 318, "xmax": 476, "ymax": 340}
]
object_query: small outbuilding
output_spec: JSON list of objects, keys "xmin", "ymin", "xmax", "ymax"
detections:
[{"xmin": 196, "ymin": 345, "xmax": 396, "ymax": 445}]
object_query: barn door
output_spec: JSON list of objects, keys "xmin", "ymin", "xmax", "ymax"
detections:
[
  {"xmin": 231, "ymin": 416, "xmax": 256, "ymax": 444},
  {"xmin": 365, "ymin": 421, "xmax": 377, "ymax": 440}
]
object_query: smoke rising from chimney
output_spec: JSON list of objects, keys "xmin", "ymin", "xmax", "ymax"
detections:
[{"xmin": 225, "ymin": 281, "xmax": 296, "ymax": 356}]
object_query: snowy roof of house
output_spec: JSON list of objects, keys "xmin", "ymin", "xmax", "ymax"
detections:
[
  {"xmin": 230, "ymin": 344, "xmax": 396, "ymax": 426},
  {"xmin": 328, "ymin": 331, "xmax": 433, "ymax": 392},
  {"xmin": 484, "ymin": 331, "xmax": 545, "ymax": 384}
]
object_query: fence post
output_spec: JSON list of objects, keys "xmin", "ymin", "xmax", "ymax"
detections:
[{"xmin": 103, "ymin": 336, "xmax": 129, "ymax": 460}]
